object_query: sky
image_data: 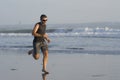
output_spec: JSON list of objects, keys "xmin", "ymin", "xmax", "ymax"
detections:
[{"xmin": 0, "ymin": 0, "xmax": 120, "ymax": 25}]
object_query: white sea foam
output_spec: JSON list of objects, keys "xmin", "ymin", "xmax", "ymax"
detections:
[
  {"xmin": 0, "ymin": 31, "xmax": 119, "ymax": 38},
  {"xmin": 0, "ymin": 33, "xmax": 31, "ymax": 37}
]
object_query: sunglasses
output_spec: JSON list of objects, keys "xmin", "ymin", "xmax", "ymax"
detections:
[{"xmin": 42, "ymin": 19, "xmax": 47, "ymax": 21}]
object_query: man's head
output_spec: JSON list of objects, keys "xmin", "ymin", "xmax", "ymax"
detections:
[{"xmin": 40, "ymin": 14, "xmax": 47, "ymax": 24}]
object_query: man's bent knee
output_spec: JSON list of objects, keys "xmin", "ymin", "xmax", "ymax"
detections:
[{"xmin": 33, "ymin": 54, "xmax": 40, "ymax": 60}]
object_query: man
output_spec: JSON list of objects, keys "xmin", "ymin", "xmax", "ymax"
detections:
[{"xmin": 28, "ymin": 14, "xmax": 50, "ymax": 74}]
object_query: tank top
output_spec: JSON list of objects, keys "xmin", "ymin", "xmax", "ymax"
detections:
[{"xmin": 33, "ymin": 22, "xmax": 46, "ymax": 42}]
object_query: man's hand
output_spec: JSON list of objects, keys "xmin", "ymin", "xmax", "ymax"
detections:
[
  {"xmin": 43, "ymin": 33, "xmax": 51, "ymax": 43},
  {"xmin": 46, "ymin": 38, "xmax": 51, "ymax": 43}
]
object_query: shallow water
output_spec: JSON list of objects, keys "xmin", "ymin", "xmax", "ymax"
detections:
[{"xmin": 0, "ymin": 35, "xmax": 120, "ymax": 55}]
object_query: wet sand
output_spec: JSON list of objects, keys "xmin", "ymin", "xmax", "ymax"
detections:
[{"xmin": 0, "ymin": 51, "xmax": 120, "ymax": 80}]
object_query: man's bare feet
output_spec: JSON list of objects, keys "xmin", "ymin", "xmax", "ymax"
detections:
[{"xmin": 42, "ymin": 69, "xmax": 49, "ymax": 74}]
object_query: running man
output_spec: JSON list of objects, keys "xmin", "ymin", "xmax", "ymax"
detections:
[{"xmin": 28, "ymin": 14, "xmax": 50, "ymax": 74}]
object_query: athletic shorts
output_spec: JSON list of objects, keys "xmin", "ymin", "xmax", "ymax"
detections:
[{"xmin": 33, "ymin": 41, "xmax": 48, "ymax": 54}]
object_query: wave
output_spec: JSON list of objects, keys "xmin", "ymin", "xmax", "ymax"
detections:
[
  {"xmin": 0, "ymin": 33, "xmax": 31, "ymax": 36},
  {"xmin": 1, "ymin": 26, "xmax": 120, "ymax": 33},
  {"xmin": 0, "ymin": 27, "xmax": 120, "ymax": 38},
  {"xmin": 0, "ymin": 33, "xmax": 119, "ymax": 38}
]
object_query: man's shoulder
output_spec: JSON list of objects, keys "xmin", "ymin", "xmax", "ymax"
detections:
[
  {"xmin": 35, "ymin": 22, "xmax": 41, "ymax": 26},
  {"xmin": 35, "ymin": 22, "xmax": 40, "ymax": 25}
]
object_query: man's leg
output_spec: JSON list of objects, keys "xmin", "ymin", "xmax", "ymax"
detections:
[
  {"xmin": 28, "ymin": 49, "xmax": 33, "ymax": 55},
  {"xmin": 28, "ymin": 49, "xmax": 40, "ymax": 60},
  {"xmin": 33, "ymin": 53, "xmax": 40, "ymax": 60},
  {"xmin": 32, "ymin": 42, "xmax": 40, "ymax": 60},
  {"xmin": 42, "ymin": 50, "xmax": 49, "ymax": 73}
]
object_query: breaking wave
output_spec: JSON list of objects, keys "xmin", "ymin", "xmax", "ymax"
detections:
[{"xmin": 0, "ymin": 27, "xmax": 120, "ymax": 38}]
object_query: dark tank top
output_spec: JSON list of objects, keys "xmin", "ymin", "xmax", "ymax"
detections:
[{"xmin": 33, "ymin": 22, "xmax": 46, "ymax": 42}]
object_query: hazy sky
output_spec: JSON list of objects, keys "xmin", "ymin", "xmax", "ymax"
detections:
[{"xmin": 0, "ymin": 0, "xmax": 120, "ymax": 25}]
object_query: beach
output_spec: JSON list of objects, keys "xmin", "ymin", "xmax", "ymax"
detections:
[
  {"xmin": 0, "ymin": 50, "xmax": 120, "ymax": 80},
  {"xmin": 0, "ymin": 23, "xmax": 120, "ymax": 80}
]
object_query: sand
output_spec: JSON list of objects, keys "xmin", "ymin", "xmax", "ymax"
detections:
[{"xmin": 0, "ymin": 50, "xmax": 120, "ymax": 80}]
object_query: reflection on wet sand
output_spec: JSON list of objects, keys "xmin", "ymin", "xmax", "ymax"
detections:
[{"xmin": 42, "ymin": 73, "xmax": 48, "ymax": 80}]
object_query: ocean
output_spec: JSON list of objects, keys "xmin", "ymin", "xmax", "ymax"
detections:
[{"xmin": 0, "ymin": 22, "xmax": 120, "ymax": 55}]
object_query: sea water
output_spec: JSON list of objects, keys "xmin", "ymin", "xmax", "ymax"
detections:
[{"xmin": 0, "ymin": 22, "xmax": 120, "ymax": 55}]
